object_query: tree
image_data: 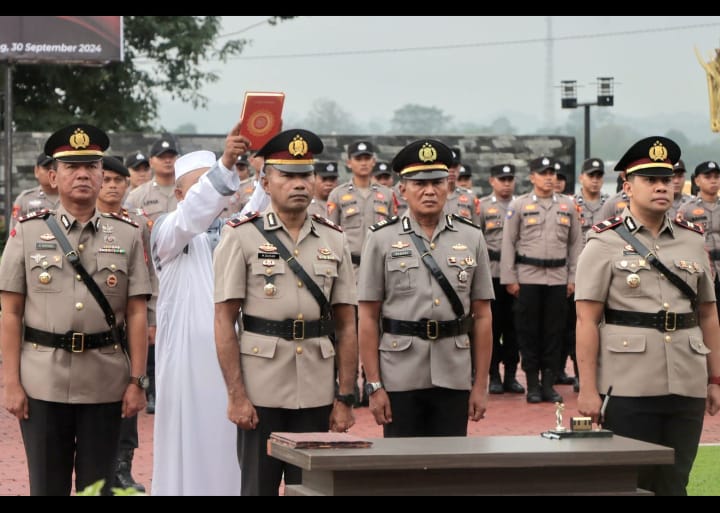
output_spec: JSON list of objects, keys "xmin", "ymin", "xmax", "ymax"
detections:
[
  {"xmin": 389, "ymin": 104, "xmax": 452, "ymax": 135},
  {"xmin": 303, "ymin": 98, "xmax": 360, "ymax": 134},
  {"xmin": 9, "ymin": 16, "xmax": 294, "ymax": 131}
]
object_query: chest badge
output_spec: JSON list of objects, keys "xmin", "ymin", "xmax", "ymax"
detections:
[
  {"xmin": 458, "ymin": 270, "xmax": 469, "ymax": 283},
  {"xmin": 452, "ymin": 243, "xmax": 467, "ymax": 251},
  {"xmin": 38, "ymin": 271, "xmax": 52, "ymax": 285},
  {"xmin": 30, "ymin": 253, "xmax": 45, "ymax": 264},
  {"xmin": 626, "ymin": 273, "xmax": 640, "ymax": 288},
  {"xmin": 106, "ymin": 275, "xmax": 118, "ymax": 288},
  {"xmin": 264, "ymin": 282, "xmax": 278, "ymax": 297},
  {"xmin": 259, "ymin": 242, "xmax": 277, "ymax": 253},
  {"xmin": 391, "ymin": 241, "xmax": 410, "ymax": 249},
  {"xmin": 39, "ymin": 233, "xmax": 55, "ymax": 241}
]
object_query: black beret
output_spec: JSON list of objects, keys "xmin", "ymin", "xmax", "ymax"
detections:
[
  {"xmin": 44, "ymin": 124, "xmax": 109, "ymax": 163},
  {"xmin": 614, "ymin": 136, "xmax": 680, "ymax": 177},
  {"xmin": 255, "ymin": 129, "xmax": 323, "ymax": 173}
]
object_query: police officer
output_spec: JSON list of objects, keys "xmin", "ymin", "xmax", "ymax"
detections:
[
  {"xmin": 213, "ymin": 129, "xmax": 358, "ymax": 496},
  {"xmin": 124, "ymin": 135, "xmax": 179, "ymax": 414},
  {"xmin": 0, "ymin": 124, "xmax": 151, "ymax": 495},
  {"xmin": 668, "ymin": 159, "xmax": 694, "ymax": 220},
  {"xmin": 444, "ymin": 147, "xmax": 479, "ymax": 223},
  {"xmin": 598, "ymin": 169, "xmax": 630, "ymax": 220},
  {"xmin": 676, "ymin": 160, "xmax": 720, "ymax": 318},
  {"xmin": 457, "ymin": 163, "xmax": 474, "ymax": 192},
  {"xmin": 10, "ymin": 152, "xmax": 60, "ymax": 230},
  {"xmin": 371, "ymin": 160, "xmax": 394, "ymax": 188},
  {"xmin": 98, "ymin": 156, "xmax": 155, "ymax": 493},
  {"xmin": 222, "ymin": 153, "xmax": 256, "ymax": 217},
  {"xmin": 307, "ymin": 161, "xmax": 338, "ymax": 217},
  {"xmin": 358, "ymin": 138, "xmax": 494, "ymax": 437},
  {"xmin": 576, "ymin": 136, "xmax": 720, "ymax": 496},
  {"xmin": 575, "ymin": 158, "xmax": 609, "ymax": 234},
  {"xmin": 478, "ymin": 164, "xmax": 523, "ymax": 394},
  {"xmin": 500, "ymin": 156, "xmax": 583, "ymax": 403},
  {"xmin": 124, "ymin": 150, "xmax": 151, "ymax": 195}
]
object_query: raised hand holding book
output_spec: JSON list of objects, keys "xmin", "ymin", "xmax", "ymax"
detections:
[{"xmin": 239, "ymin": 91, "xmax": 285, "ymax": 150}]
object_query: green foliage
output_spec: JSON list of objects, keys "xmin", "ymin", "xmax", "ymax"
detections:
[
  {"xmin": 76, "ymin": 479, "xmax": 146, "ymax": 496},
  {"xmin": 10, "ymin": 16, "xmax": 293, "ymax": 132},
  {"xmin": 390, "ymin": 104, "xmax": 452, "ymax": 135},
  {"xmin": 688, "ymin": 445, "xmax": 720, "ymax": 496}
]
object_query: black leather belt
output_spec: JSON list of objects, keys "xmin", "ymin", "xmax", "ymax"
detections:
[
  {"xmin": 351, "ymin": 254, "xmax": 361, "ymax": 265},
  {"xmin": 487, "ymin": 249, "xmax": 501, "ymax": 262},
  {"xmin": 382, "ymin": 316, "xmax": 473, "ymax": 340},
  {"xmin": 24, "ymin": 326, "xmax": 123, "ymax": 353},
  {"xmin": 709, "ymin": 249, "xmax": 720, "ymax": 261},
  {"xmin": 242, "ymin": 314, "xmax": 335, "ymax": 340},
  {"xmin": 516, "ymin": 254, "xmax": 566, "ymax": 268},
  {"xmin": 604, "ymin": 308, "xmax": 697, "ymax": 332}
]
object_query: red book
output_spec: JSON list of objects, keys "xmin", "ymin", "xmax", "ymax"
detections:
[{"xmin": 239, "ymin": 91, "xmax": 285, "ymax": 150}]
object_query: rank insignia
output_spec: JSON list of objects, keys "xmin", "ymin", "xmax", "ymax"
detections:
[
  {"xmin": 463, "ymin": 257, "xmax": 475, "ymax": 266},
  {"xmin": 448, "ymin": 256, "xmax": 457, "ymax": 264},
  {"xmin": 102, "ymin": 224, "xmax": 114, "ymax": 234},
  {"xmin": 342, "ymin": 194, "xmax": 353, "ymax": 201},
  {"xmin": 30, "ymin": 254, "xmax": 45, "ymax": 264},
  {"xmin": 391, "ymin": 241, "xmax": 410, "ymax": 249},
  {"xmin": 259, "ymin": 243, "xmax": 277, "ymax": 253},
  {"xmin": 39, "ymin": 233, "xmax": 55, "ymax": 241},
  {"xmin": 452, "ymin": 244, "xmax": 468, "ymax": 251}
]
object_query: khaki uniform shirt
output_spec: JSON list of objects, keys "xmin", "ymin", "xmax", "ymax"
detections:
[
  {"xmin": 575, "ymin": 210, "xmax": 714, "ymax": 398},
  {"xmin": 669, "ymin": 193, "xmax": 695, "ymax": 221},
  {"xmin": 393, "ymin": 182, "xmax": 408, "ymax": 217},
  {"xmin": 327, "ymin": 180, "xmax": 395, "ymax": 271},
  {"xmin": 213, "ymin": 208, "xmax": 357, "ymax": 409},
  {"xmin": 124, "ymin": 179, "xmax": 177, "ymax": 222},
  {"xmin": 677, "ymin": 196, "xmax": 720, "ymax": 278},
  {"xmin": 357, "ymin": 214, "xmax": 494, "ymax": 392},
  {"xmin": 10, "ymin": 187, "xmax": 60, "ymax": 230},
  {"xmin": 500, "ymin": 192, "xmax": 582, "ymax": 286},
  {"xmin": 307, "ymin": 197, "xmax": 328, "ymax": 218},
  {"xmin": 0, "ymin": 206, "xmax": 151, "ymax": 403},
  {"xmin": 444, "ymin": 187, "xmax": 480, "ymax": 224},
  {"xmin": 574, "ymin": 191, "xmax": 609, "ymax": 233},
  {"xmin": 477, "ymin": 194, "xmax": 514, "ymax": 278},
  {"xmin": 124, "ymin": 208, "xmax": 157, "ymax": 325},
  {"xmin": 222, "ymin": 176, "xmax": 255, "ymax": 217},
  {"xmin": 598, "ymin": 190, "xmax": 629, "ymax": 221}
]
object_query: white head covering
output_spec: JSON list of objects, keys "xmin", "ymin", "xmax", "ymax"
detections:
[{"xmin": 174, "ymin": 150, "xmax": 217, "ymax": 180}]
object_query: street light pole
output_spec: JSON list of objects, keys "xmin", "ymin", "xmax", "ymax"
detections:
[{"xmin": 560, "ymin": 77, "xmax": 614, "ymax": 162}]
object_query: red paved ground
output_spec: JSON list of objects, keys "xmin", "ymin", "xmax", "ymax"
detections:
[{"xmin": 2, "ymin": 362, "xmax": 719, "ymax": 495}]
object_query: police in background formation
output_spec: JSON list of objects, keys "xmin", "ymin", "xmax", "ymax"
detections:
[
  {"xmin": 500, "ymin": 156, "xmax": 583, "ymax": 404},
  {"xmin": 222, "ymin": 153, "xmax": 256, "ymax": 217},
  {"xmin": 213, "ymin": 129, "xmax": 358, "ymax": 496},
  {"xmin": 0, "ymin": 124, "xmax": 151, "ymax": 495},
  {"xmin": 443, "ymin": 147, "xmax": 479, "ymax": 223},
  {"xmin": 676, "ymin": 160, "xmax": 720, "ymax": 318},
  {"xmin": 358, "ymin": 139, "xmax": 494, "ymax": 437},
  {"xmin": 576, "ymin": 136, "xmax": 720, "ymax": 496},
  {"xmin": 98, "ymin": 156, "xmax": 154, "ymax": 493},
  {"xmin": 371, "ymin": 160, "xmax": 394, "ymax": 188},
  {"xmin": 125, "ymin": 150, "xmax": 151, "ymax": 195},
  {"xmin": 598, "ymin": 168, "xmax": 630, "ymax": 220},
  {"xmin": 477, "ymin": 164, "xmax": 523, "ymax": 394},
  {"xmin": 307, "ymin": 161, "xmax": 339, "ymax": 217},
  {"xmin": 124, "ymin": 135, "xmax": 180, "ymax": 414},
  {"xmin": 668, "ymin": 159, "xmax": 694, "ymax": 220},
  {"xmin": 456, "ymin": 163, "xmax": 474, "ymax": 192},
  {"xmin": 575, "ymin": 158, "xmax": 609, "ymax": 235},
  {"xmin": 10, "ymin": 152, "xmax": 60, "ymax": 230}
]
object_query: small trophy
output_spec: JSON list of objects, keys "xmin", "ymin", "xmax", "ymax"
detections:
[{"xmin": 553, "ymin": 402, "xmax": 567, "ymax": 433}]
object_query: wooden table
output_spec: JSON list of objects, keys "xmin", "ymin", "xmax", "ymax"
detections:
[{"xmin": 268, "ymin": 435, "xmax": 674, "ymax": 495}]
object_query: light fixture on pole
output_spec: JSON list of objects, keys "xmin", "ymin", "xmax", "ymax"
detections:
[{"xmin": 560, "ymin": 77, "xmax": 615, "ymax": 159}]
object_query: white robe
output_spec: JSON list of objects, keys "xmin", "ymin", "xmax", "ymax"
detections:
[{"xmin": 150, "ymin": 160, "xmax": 241, "ymax": 496}]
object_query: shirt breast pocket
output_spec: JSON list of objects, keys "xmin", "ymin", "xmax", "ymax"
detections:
[
  {"xmin": 555, "ymin": 211, "xmax": 571, "ymax": 239},
  {"xmin": 342, "ymin": 207, "xmax": 362, "ymax": 228},
  {"xmin": 522, "ymin": 213, "xmax": 543, "ymax": 232},
  {"xmin": 97, "ymin": 254, "xmax": 128, "ymax": 296},
  {"xmin": 386, "ymin": 257, "xmax": 420, "ymax": 293},
  {"xmin": 313, "ymin": 262, "xmax": 338, "ymax": 297},
  {"xmin": 250, "ymin": 260, "xmax": 286, "ymax": 299},
  {"xmin": 674, "ymin": 259, "xmax": 703, "ymax": 292},
  {"xmin": 29, "ymin": 254, "xmax": 63, "ymax": 293},
  {"xmin": 613, "ymin": 259, "xmax": 652, "ymax": 297}
]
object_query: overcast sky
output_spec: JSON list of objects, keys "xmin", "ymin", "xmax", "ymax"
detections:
[{"xmin": 157, "ymin": 16, "xmax": 720, "ymax": 141}]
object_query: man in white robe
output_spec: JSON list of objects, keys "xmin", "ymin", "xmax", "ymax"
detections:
[{"xmin": 150, "ymin": 124, "xmax": 249, "ymax": 495}]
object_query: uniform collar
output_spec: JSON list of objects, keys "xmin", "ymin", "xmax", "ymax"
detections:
[
  {"xmin": 261, "ymin": 206, "xmax": 316, "ymax": 239},
  {"xmin": 56, "ymin": 204, "xmax": 102, "ymax": 233},
  {"xmin": 621, "ymin": 208, "xmax": 675, "ymax": 237},
  {"xmin": 401, "ymin": 213, "xmax": 456, "ymax": 240}
]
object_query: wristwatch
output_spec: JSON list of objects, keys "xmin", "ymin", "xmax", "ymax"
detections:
[
  {"xmin": 129, "ymin": 375, "xmax": 150, "ymax": 390},
  {"xmin": 364, "ymin": 381, "xmax": 384, "ymax": 398},
  {"xmin": 334, "ymin": 393, "xmax": 355, "ymax": 407}
]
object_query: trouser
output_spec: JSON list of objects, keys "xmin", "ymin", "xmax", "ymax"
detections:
[
  {"xmin": 714, "ymin": 276, "xmax": 720, "ymax": 320},
  {"xmin": 237, "ymin": 404, "xmax": 332, "ymax": 496},
  {"xmin": 558, "ymin": 293, "xmax": 577, "ymax": 376},
  {"xmin": 146, "ymin": 343, "xmax": 155, "ymax": 397},
  {"xmin": 514, "ymin": 284, "xmax": 566, "ymax": 373},
  {"xmin": 490, "ymin": 277, "xmax": 519, "ymax": 376},
  {"xmin": 118, "ymin": 415, "xmax": 138, "ymax": 451},
  {"xmin": 20, "ymin": 397, "xmax": 122, "ymax": 496},
  {"xmin": 603, "ymin": 395, "xmax": 705, "ymax": 496},
  {"xmin": 384, "ymin": 387, "xmax": 470, "ymax": 438}
]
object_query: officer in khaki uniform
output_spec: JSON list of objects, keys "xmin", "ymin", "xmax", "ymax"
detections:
[
  {"xmin": 124, "ymin": 136, "xmax": 178, "ymax": 413},
  {"xmin": 443, "ymin": 147, "xmax": 480, "ymax": 223},
  {"xmin": 576, "ymin": 136, "xmax": 720, "ymax": 496},
  {"xmin": 477, "ymin": 164, "xmax": 523, "ymax": 394},
  {"xmin": 222, "ymin": 153, "xmax": 256, "ymax": 217},
  {"xmin": 668, "ymin": 159, "xmax": 694, "ymax": 220},
  {"xmin": 10, "ymin": 152, "xmax": 60, "ymax": 230},
  {"xmin": 327, "ymin": 140, "xmax": 395, "ymax": 275},
  {"xmin": 358, "ymin": 138, "xmax": 494, "ymax": 437},
  {"xmin": 213, "ymin": 129, "xmax": 358, "ymax": 496},
  {"xmin": 500, "ymin": 156, "xmax": 583, "ymax": 404},
  {"xmin": 307, "ymin": 161, "xmax": 338, "ymax": 218},
  {"xmin": 0, "ymin": 124, "xmax": 151, "ymax": 496},
  {"xmin": 574, "ymin": 158, "xmax": 609, "ymax": 236},
  {"xmin": 677, "ymin": 160, "xmax": 720, "ymax": 318}
]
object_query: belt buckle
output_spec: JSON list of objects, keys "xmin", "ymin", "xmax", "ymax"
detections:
[
  {"xmin": 71, "ymin": 332, "xmax": 85, "ymax": 352},
  {"xmin": 292, "ymin": 319, "xmax": 305, "ymax": 340},
  {"xmin": 664, "ymin": 311, "xmax": 677, "ymax": 332},
  {"xmin": 426, "ymin": 320, "xmax": 439, "ymax": 340}
]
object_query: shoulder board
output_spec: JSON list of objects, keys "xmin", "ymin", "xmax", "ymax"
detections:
[
  {"xmin": 451, "ymin": 213, "xmax": 481, "ymax": 229},
  {"xmin": 369, "ymin": 216, "xmax": 399, "ymax": 232},
  {"xmin": 18, "ymin": 209, "xmax": 51, "ymax": 223},
  {"xmin": 674, "ymin": 218, "xmax": 704, "ymax": 235},
  {"xmin": 311, "ymin": 213, "xmax": 343, "ymax": 232},
  {"xmin": 226, "ymin": 211, "xmax": 260, "ymax": 228},
  {"xmin": 591, "ymin": 216, "xmax": 623, "ymax": 233},
  {"xmin": 109, "ymin": 212, "xmax": 139, "ymax": 227}
]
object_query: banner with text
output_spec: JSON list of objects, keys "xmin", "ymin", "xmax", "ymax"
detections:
[{"xmin": 0, "ymin": 16, "xmax": 122, "ymax": 63}]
